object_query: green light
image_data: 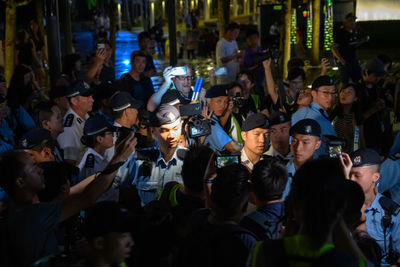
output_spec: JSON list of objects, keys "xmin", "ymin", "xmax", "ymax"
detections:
[
  {"xmin": 306, "ymin": 3, "xmax": 312, "ymax": 49},
  {"xmin": 291, "ymin": 9, "xmax": 297, "ymax": 45},
  {"xmin": 323, "ymin": 0, "xmax": 333, "ymax": 51},
  {"xmin": 273, "ymin": 5, "xmax": 282, "ymax": 10}
]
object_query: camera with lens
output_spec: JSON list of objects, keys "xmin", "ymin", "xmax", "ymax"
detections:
[
  {"xmin": 250, "ymin": 48, "xmax": 281, "ymax": 66},
  {"xmin": 323, "ymin": 135, "xmax": 347, "ymax": 158},
  {"xmin": 232, "ymin": 92, "xmax": 245, "ymax": 108},
  {"xmin": 187, "ymin": 115, "xmax": 211, "ymax": 138}
]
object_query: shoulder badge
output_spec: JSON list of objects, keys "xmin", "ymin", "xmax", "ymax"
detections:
[
  {"xmin": 76, "ymin": 117, "xmax": 83, "ymax": 124},
  {"xmin": 135, "ymin": 149, "xmax": 160, "ymax": 161},
  {"xmin": 388, "ymin": 153, "xmax": 400, "ymax": 161},
  {"xmin": 85, "ymin": 153, "xmax": 95, "ymax": 168},
  {"xmin": 64, "ymin": 114, "xmax": 74, "ymax": 127}
]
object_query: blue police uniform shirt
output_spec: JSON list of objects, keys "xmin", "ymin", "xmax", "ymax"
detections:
[
  {"xmin": 291, "ymin": 102, "xmax": 335, "ymax": 157},
  {"xmin": 365, "ymin": 193, "xmax": 400, "ymax": 266},
  {"xmin": 0, "ymin": 119, "xmax": 15, "ymax": 146},
  {"xmin": 281, "ymin": 159, "xmax": 295, "ymax": 201},
  {"xmin": 390, "ymin": 131, "xmax": 400, "ymax": 155},
  {"xmin": 204, "ymin": 114, "xmax": 233, "ymax": 152},
  {"xmin": 133, "ymin": 145, "xmax": 186, "ymax": 206},
  {"xmin": 7, "ymin": 106, "xmax": 35, "ymax": 133},
  {"xmin": 379, "ymin": 157, "xmax": 400, "ymax": 205}
]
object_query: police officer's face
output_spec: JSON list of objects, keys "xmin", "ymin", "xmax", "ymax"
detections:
[
  {"xmin": 153, "ymin": 120, "xmax": 182, "ymax": 149},
  {"xmin": 291, "ymin": 134, "xmax": 321, "ymax": 166},
  {"xmin": 76, "ymin": 95, "xmax": 94, "ymax": 113},
  {"xmin": 311, "ymin": 85, "xmax": 336, "ymax": 111},
  {"xmin": 208, "ymin": 96, "xmax": 228, "ymax": 117},
  {"xmin": 102, "ymin": 232, "xmax": 134, "ymax": 264},
  {"xmin": 242, "ymin": 128, "xmax": 269, "ymax": 155},
  {"xmin": 46, "ymin": 105, "xmax": 64, "ymax": 136},
  {"xmin": 350, "ymin": 166, "xmax": 380, "ymax": 196},
  {"xmin": 132, "ymin": 56, "xmax": 146, "ymax": 74},
  {"xmin": 269, "ymin": 122, "xmax": 290, "ymax": 152},
  {"xmin": 126, "ymin": 108, "xmax": 139, "ymax": 127}
]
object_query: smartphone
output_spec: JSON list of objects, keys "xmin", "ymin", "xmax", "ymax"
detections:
[
  {"xmin": 171, "ymin": 66, "xmax": 187, "ymax": 76},
  {"xmin": 214, "ymin": 67, "xmax": 227, "ymax": 76},
  {"xmin": 328, "ymin": 145, "xmax": 342, "ymax": 158},
  {"xmin": 97, "ymin": 43, "xmax": 105, "ymax": 50},
  {"xmin": 215, "ymin": 155, "xmax": 240, "ymax": 168}
]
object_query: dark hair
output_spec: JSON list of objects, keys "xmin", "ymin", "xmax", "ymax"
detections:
[
  {"xmin": 211, "ymin": 164, "xmax": 250, "ymax": 219},
  {"xmin": 62, "ymin": 54, "xmax": 81, "ymax": 76},
  {"xmin": 287, "ymin": 58, "xmax": 305, "ymax": 70},
  {"xmin": 246, "ymin": 29, "xmax": 259, "ymax": 39},
  {"xmin": 16, "ymin": 29, "xmax": 27, "ymax": 43},
  {"xmin": 287, "ymin": 68, "xmax": 305, "ymax": 81},
  {"xmin": 0, "ymin": 150, "xmax": 28, "ymax": 197},
  {"xmin": 290, "ymin": 158, "xmax": 346, "ymax": 248},
  {"xmin": 238, "ymin": 70, "xmax": 256, "ymax": 85},
  {"xmin": 353, "ymin": 231, "xmax": 382, "ymax": 266},
  {"xmin": 81, "ymin": 132, "xmax": 107, "ymax": 148},
  {"xmin": 226, "ymin": 82, "xmax": 244, "ymax": 92},
  {"xmin": 343, "ymin": 180, "xmax": 365, "ymax": 230},
  {"xmin": 97, "ymin": 38, "xmax": 112, "ymax": 48},
  {"xmin": 33, "ymin": 101, "xmax": 57, "ymax": 127},
  {"xmin": 181, "ymin": 145, "xmax": 213, "ymax": 193},
  {"xmin": 38, "ymin": 162, "xmax": 71, "ymax": 202},
  {"xmin": 251, "ymin": 158, "xmax": 288, "ymax": 202},
  {"xmin": 138, "ymin": 31, "xmax": 151, "ymax": 43},
  {"xmin": 8, "ymin": 64, "xmax": 33, "ymax": 109},
  {"xmin": 130, "ymin": 50, "xmax": 146, "ymax": 63},
  {"xmin": 225, "ymin": 22, "xmax": 240, "ymax": 33}
]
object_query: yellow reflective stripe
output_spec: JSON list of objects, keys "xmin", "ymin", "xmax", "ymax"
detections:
[
  {"xmin": 251, "ymin": 241, "xmax": 263, "ymax": 267},
  {"xmin": 358, "ymin": 258, "xmax": 366, "ymax": 267},
  {"xmin": 284, "ymin": 234, "xmax": 335, "ymax": 259},
  {"xmin": 232, "ymin": 116, "xmax": 243, "ymax": 144},
  {"xmin": 169, "ymin": 184, "xmax": 182, "ymax": 207},
  {"xmin": 120, "ymin": 262, "xmax": 127, "ymax": 267},
  {"xmin": 251, "ymin": 94, "xmax": 260, "ymax": 112}
]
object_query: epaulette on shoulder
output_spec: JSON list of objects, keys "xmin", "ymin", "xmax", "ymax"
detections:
[
  {"xmin": 176, "ymin": 148, "xmax": 188, "ymax": 160},
  {"xmin": 135, "ymin": 149, "xmax": 159, "ymax": 161},
  {"xmin": 64, "ymin": 114, "xmax": 74, "ymax": 127},
  {"xmin": 84, "ymin": 153, "xmax": 95, "ymax": 168},
  {"xmin": 388, "ymin": 153, "xmax": 400, "ymax": 161}
]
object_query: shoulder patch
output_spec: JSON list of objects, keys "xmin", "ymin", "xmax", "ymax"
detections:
[
  {"xmin": 85, "ymin": 154, "xmax": 95, "ymax": 168},
  {"xmin": 176, "ymin": 149, "xmax": 188, "ymax": 160},
  {"xmin": 76, "ymin": 117, "xmax": 83, "ymax": 124},
  {"xmin": 388, "ymin": 153, "xmax": 400, "ymax": 161},
  {"xmin": 135, "ymin": 149, "xmax": 160, "ymax": 161},
  {"xmin": 64, "ymin": 114, "xmax": 74, "ymax": 127}
]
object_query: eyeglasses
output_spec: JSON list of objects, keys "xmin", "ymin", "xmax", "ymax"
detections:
[
  {"xmin": 317, "ymin": 90, "xmax": 337, "ymax": 97},
  {"xmin": 175, "ymin": 76, "xmax": 193, "ymax": 81}
]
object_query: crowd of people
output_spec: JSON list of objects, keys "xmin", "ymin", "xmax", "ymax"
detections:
[{"xmin": 0, "ymin": 13, "xmax": 399, "ymax": 267}]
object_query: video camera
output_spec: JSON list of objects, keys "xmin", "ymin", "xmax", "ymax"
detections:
[
  {"xmin": 179, "ymin": 103, "xmax": 212, "ymax": 139},
  {"xmin": 250, "ymin": 47, "xmax": 281, "ymax": 66},
  {"xmin": 232, "ymin": 92, "xmax": 245, "ymax": 108}
]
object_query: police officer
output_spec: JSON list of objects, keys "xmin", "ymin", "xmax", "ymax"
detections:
[
  {"xmin": 349, "ymin": 148, "xmax": 400, "ymax": 266},
  {"xmin": 240, "ymin": 113, "xmax": 270, "ymax": 172},
  {"xmin": 291, "ymin": 75, "xmax": 336, "ymax": 157},
  {"xmin": 57, "ymin": 80, "xmax": 94, "ymax": 165},
  {"xmin": 282, "ymin": 119, "xmax": 321, "ymax": 200},
  {"xmin": 379, "ymin": 153, "xmax": 400, "ymax": 205},
  {"xmin": 204, "ymin": 84, "xmax": 242, "ymax": 153},
  {"xmin": 19, "ymin": 128, "xmax": 56, "ymax": 163},
  {"xmin": 79, "ymin": 114, "xmax": 116, "ymax": 179},
  {"xmin": 133, "ymin": 104, "xmax": 187, "ymax": 206},
  {"xmin": 265, "ymin": 111, "xmax": 292, "ymax": 163}
]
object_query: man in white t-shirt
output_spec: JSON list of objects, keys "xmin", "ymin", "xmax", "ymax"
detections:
[{"xmin": 216, "ymin": 22, "xmax": 241, "ymax": 84}]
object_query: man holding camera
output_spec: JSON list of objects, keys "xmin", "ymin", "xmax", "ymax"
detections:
[
  {"xmin": 291, "ymin": 75, "xmax": 336, "ymax": 157},
  {"xmin": 282, "ymin": 119, "xmax": 321, "ymax": 200},
  {"xmin": 147, "ymin": 66, "xmax": 206, "ymax": 112},
  {"xmin": 240, "ymin": 113, "xmax": 270, "ymax": 172},
  {"xmin": 133, "ymin": 104, "xmax": 187, "ymax": 206},
  {"xmin": 204, "ymin": 85, "xmax": 242, "ymax": 153},
  {"xmin": 343, "ymin": 149, "xmax": 400, "ymax": 266}
]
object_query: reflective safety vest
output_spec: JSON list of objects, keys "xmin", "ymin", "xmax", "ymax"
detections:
[
  {"xmin": 251, "ymin": 94, "xmax": 260, "ymax": 112},
  {"xmin": 228, "ymin": 115, "xmax": 243, "ymax": 144}
]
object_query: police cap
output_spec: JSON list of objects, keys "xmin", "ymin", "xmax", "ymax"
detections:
[
  {"xmin": 66, "ymin": 80, "xmax": 93, "ymax": 98},
  {"xmin": 160, "ymin": 89, "xmax": 184, "ymax": 105},
  {"xmin": 351, "ymin": 148, "xmax": 381, "ymax": 167},
  {"xmin": 84, "ymin": 114, "xmax": 116, "ymax": 136},
  {"xmin": 312, "ymin": 75, "xmax": 334, "ymax": 91},
  {"xmin": 242, "ymin": 113, "xmax": 269, "ymax": 132},
  {"xmin": 205, "ymin": 84, "xmax": 228, "ymax": 98},
  {"xmin": 290, "ymin": 119, "xmax": 321, "ymax": 137},
  {"xmin": 269, "ymin": 111, "xmax": 290, "ymax": 127},
  {"xmin": 110, "ymin": 91, "xmax": 143, "ymax": 112},
  {"xmin": 19, "ymin": 128, "xmax": 52, "ymax": 149},
  {"xmin": 149, "ymin": 104, "xmax": 181, "ymax": 127}
]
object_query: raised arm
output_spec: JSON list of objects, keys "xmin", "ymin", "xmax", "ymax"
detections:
[
  {"xmin": 147, "ymin": 66, "xmax": 174, "ymax": 112},
  {"xmin": 263, "ymin": 58, "xmax": 278, "ymax": 105}
]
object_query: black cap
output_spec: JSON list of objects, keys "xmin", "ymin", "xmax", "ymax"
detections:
[
  {"xmin": 269, "ymin": 112, "xmax": 290, "ymax": 127},
  {"xmin": 365, "ymin": 58, "xmax": 386, "ymax": 77},
  {"xmin": 110, "ymin": 92, "xmax": 143, "ymax": 112},
  {"xmin": 85, "ymin": 201, "xmax": 134, "ymax": 239},
  {"xmin": 290, "ymin": 119, "xmax": 321, "ymax": 137},
  {"xmin": 312, "ymin": 75, "xmax": 334, "ymax": 91},
  {"xmin": 149, "ymin": 104, "xmax": 181, "ymax": 127},
  {"xmin": 19, "ymin": 128, "xmax": 52, "ymax": 149},
  {"xmin": 83, "ymin": 114, "xmax": 116, "ymax": 136},
  {"xmin": 160, "ymin": 89, "xmax": 184, "ymax": 105},
  {"xmin": 94, "ymin": 81, "xmax": 118, "ymax": 101},
  {"xmin": 345, "ymin": 13, "xmax": 357, "ymax": 20},
  {"xmin": 66, "ymin": 80, "xmax": 93, "ymax": 98},
  {"xmin": 205, "ymin": 84, "xmax": 228, "ymax": 98},
  {"xmin": 242, "ymin": 113, "xmax": 269, "ymax": 132},
  {"xmin": 351, "ymin": 148, "xmax": 381, "ymax": 167},
  {"xmin": 50, "ymin": 85, "xmax": 69, "ymax": 99}
]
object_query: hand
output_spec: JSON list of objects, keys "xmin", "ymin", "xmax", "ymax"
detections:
[
  {"xmin": 162, "ymin": 66, "xmax": 174, "ymax": 84},
  {"xmin": 321, "ymin": 58, "xmax": 330, "ymax": 74},
  {"xmin": 339, "ymin": 152, "xmax": 352, "ymax": 180},
  {"xmin": 227, "ymin": 100, "xmax": 234, "ymax": 112},
  {"xmin": 262, "ymin": 58, "xmax": 272, "ymax": 68},
  {"xmin": 201, "ymin": 105, "xmax": 213, "ymax": 120},
  {"xmin": 95, "ymin": 48, "xmax": 107, "ymax": 63},
  {"xmin": 114, "ymin": 132, "xmax": 137, "ymax": 162}
]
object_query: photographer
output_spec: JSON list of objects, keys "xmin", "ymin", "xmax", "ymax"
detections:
[
  {"xmin": 204, "ymin": 85, "xmax": 242, "ymax": 153},
  {"xmin": 147, "ymin": 66, "xmax": 206, "ymax": 112}
]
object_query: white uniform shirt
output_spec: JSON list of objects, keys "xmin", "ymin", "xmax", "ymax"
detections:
[
  {"xmin": 78, "ymin": 147, "xmax": 109, "ymax": 179},
  {"xmin": 57, "ymin": 108, "xmax": 88, "ymax": 162}
]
